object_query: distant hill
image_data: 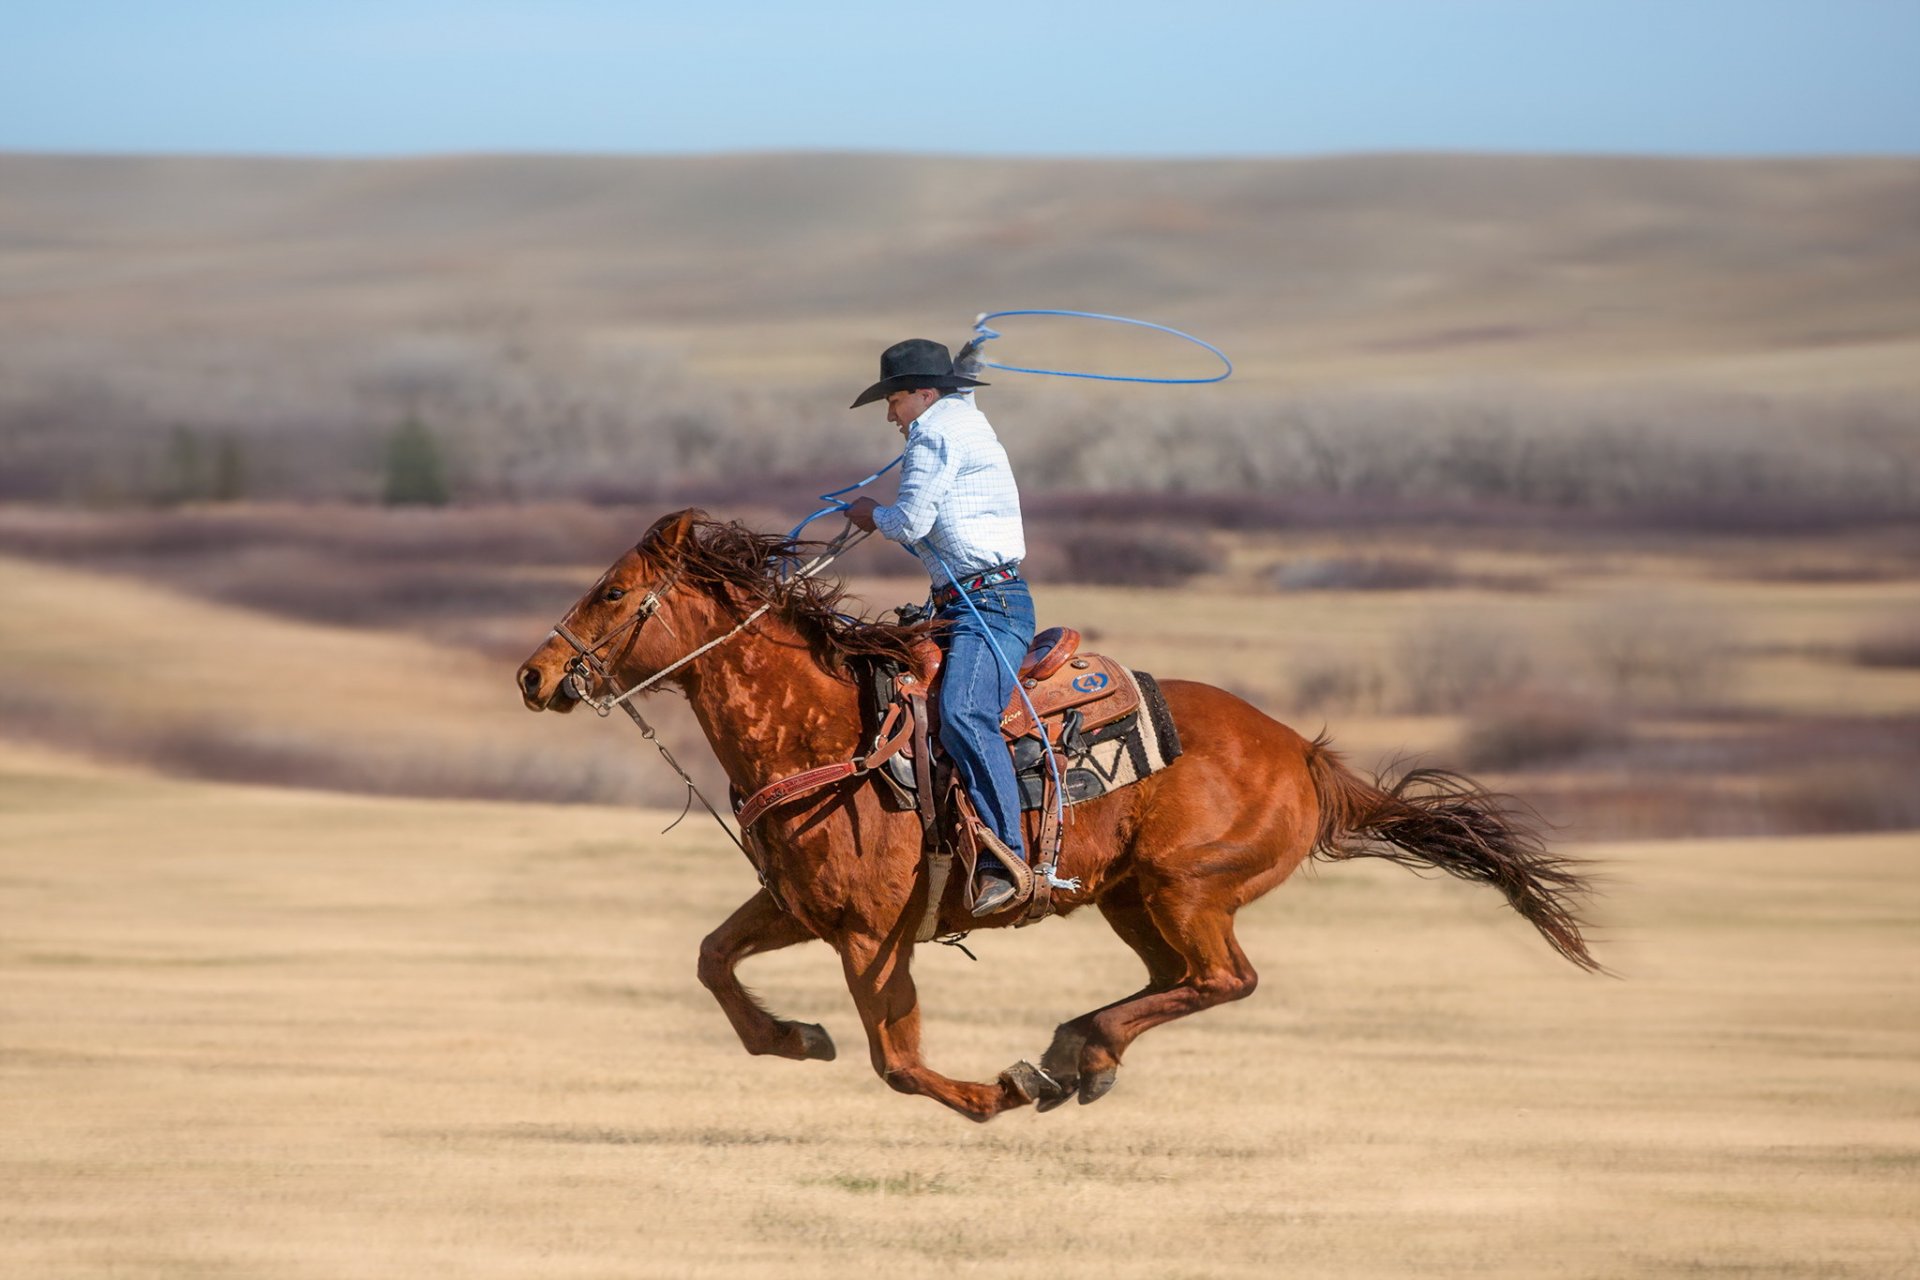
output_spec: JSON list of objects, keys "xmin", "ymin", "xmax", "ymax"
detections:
[{"xmin": 3, "ymin": 152, "xmax": 1917, "ymax": 502}]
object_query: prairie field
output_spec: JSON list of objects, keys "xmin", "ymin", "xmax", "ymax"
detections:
[
  {"xmin": 4, "ymin": 743, "xmax": 1918, "ymax": 1279},
  {"xmin": 3, "ymin": 509, "xmax": 1919, "ymax": 1278}
]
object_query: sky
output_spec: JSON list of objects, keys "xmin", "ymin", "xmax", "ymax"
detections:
[{"xmin": 4, "ymin": 0, "xmax": 1918, "ymax": 158}]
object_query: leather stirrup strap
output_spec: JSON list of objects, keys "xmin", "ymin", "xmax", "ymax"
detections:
[
  {"xmin": 910, "ymin": 692, "xmax": 951, "ymax": 943},
  {"xmin": 1017, "ymin": 772, "xmax": 1067, "ymax": 928}
]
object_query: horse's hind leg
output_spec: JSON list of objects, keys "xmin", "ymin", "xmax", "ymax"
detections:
[
  {"xmin": 1049, "ymin": 862, "xmax": 1262, "ymax": 1106},
  {"xmin": 1031, "ymin": 879, "xmax": 1186, "ymax": 1108},
  {"xmin": 697, "ymin": 889, "xmax": 835, "ymax": 1061}
]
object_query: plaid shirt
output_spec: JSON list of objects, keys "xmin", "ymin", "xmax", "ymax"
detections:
[{"xmin": 872, "ymin": 392, "xmax": 1026, "ymax": 582}]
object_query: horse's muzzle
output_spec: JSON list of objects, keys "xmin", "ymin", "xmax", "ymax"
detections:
[{"xmin": 517, "ymin": 661, "xmax": 581, "ymax": 712}]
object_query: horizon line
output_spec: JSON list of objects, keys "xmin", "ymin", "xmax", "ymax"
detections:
[{"xmin": 4, "ymin": 143, "xmax": 1919, "ymax": 165}]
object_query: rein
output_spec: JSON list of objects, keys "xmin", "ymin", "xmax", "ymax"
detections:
[{"xmin": 544, "ymin": 526, "xmax": 873, "ymax": 862}]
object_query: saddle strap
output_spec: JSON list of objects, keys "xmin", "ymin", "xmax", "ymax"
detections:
[
  {"xmin": 735, "ymin": 760, "xmax": 862, "ymax": 829},
  {"xmin": 908, "ymin": 691, "xmax": 936, "ymax": 837},
  {"xmin": 735, "ymin": 700, "xmax": 910, "ymax": 829},
  {"xmin": 1017, "ymin": 789, "xmax": 1063, "ymax": 928},
  {"xmin": 915, "ymin": 849, "xmax": 953, "ymax": 944},
  {"xmin": 910, "ymin": 691, "xmax": 949, "ymax": 944}
]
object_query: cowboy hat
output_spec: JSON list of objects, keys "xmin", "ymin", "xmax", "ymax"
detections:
[{"xmin": 849, "ymin": 338, "xmax": 988, "ymax": 409}]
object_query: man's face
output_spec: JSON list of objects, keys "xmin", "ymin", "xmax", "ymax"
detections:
[{"xmin": 885, "ymin": 388, "xmax": 939, "ymax": 435}]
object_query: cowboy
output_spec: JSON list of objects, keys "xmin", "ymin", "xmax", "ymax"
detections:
[{"xmin": 845, "ymin": 339, "xmax": 1036, "ymax": 917}]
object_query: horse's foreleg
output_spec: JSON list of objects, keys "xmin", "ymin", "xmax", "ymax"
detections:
[
  {"xmin": 837, "ymin": 929, "xmax": 1027, "ymax": 1122},
  {"xmin": 696, "ymin": 889, "xmax": 835, "ymax": 1061}
]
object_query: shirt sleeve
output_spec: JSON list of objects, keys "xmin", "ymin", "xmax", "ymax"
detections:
[{"xmin": 873, "ymin": 427, "xmax": 959, "ymax": 545}]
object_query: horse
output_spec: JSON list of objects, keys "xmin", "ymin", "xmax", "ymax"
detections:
[{"xmin": 515, "ymin": 509, "xmax": 1599, "ymax": 1122}]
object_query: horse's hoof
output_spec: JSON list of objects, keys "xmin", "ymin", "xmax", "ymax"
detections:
[
  {"xmin": 998, "ymin": 1059, "xmax": 1067, "ymax": 1107},
  {"xmin": 1036, "ymin": 1027, "xmax": 1085, "ymax": 1110},
  {"xmin": 1078, "ymin": 1065, "xmax": 1118, "ymax": 1105},
  {"xmin": 792, "ymin": 1021, "xmax": 836, "ymax": 1061}
]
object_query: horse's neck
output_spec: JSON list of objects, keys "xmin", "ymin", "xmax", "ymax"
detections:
[{"xmin": 679, "ymin": 622, "xmax": 862, "ymax": 793}]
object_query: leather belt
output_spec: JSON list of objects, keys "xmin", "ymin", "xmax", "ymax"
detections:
[{"xmin": 932, "ymin": 563, "xmax": 1021, "ymax": 610}]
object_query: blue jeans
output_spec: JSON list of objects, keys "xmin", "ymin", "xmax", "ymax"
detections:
[{"xmin": 935, "ymin": 578, "xmax": 1037, "ymax": 859}]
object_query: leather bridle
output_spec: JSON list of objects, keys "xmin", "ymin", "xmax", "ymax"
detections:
[
  {"xmin": 535, "ymin": 526, "xmax": 874, "ymax": 879},
  {"xmin": 549, "ymin": 576, "xmax": 675, "ymax": 711}
]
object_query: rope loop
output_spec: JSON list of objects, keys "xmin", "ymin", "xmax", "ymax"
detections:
[{"xmin": 970, "ymin": 309, "xmax": 1232, "ymax": 385}]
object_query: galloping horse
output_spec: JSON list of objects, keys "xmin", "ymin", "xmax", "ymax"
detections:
[{"xmin": 516, "ymin": 510, "xmax": 1598, "ymax": 1121}]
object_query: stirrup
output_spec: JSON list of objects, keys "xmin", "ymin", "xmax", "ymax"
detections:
[{"xmin": 968, "ymin": 826, "xmax": 1033, "ymax": 916}]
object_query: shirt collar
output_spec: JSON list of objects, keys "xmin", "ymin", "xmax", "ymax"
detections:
[{"xmin": 909, "ymin": 392, "xmax": 970, "ymax": 437}]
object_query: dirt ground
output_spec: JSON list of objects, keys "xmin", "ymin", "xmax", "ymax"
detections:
[{"xmin": 4, "ymin": 740, "xmax": 1916, "ymax": 1279}]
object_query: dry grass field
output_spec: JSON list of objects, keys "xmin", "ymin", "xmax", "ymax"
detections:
[
  {"xmin": 2, "ymin": 520, "xmax": 1918, "ymax": 1277},
  {"xmin": 4, "ymin": 742, "xmax": 1917, "ymax": 1279}
]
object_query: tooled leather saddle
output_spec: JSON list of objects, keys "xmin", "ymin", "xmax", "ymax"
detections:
[{"xmin": 732, "ymin": 626, "xmax": 1178, "ymax": 935}]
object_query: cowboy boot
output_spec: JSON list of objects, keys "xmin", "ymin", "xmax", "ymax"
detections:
[{"xmin": 969, "ymin": 826, "xmax": 1033, "ymax": 918}]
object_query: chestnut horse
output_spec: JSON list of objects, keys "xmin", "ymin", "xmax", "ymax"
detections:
[{"xmin": 516, "ymin": 510, "xmax": 1597, "ymax": 1121}]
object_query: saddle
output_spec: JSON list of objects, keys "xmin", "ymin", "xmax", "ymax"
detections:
[
  {"xmin": 732, "ymin": 625, "xmax": 1180, "ymax": 937},
  {"xmin": 896, "ymin": 626, "xmax": 1138, "ymax": 743}
]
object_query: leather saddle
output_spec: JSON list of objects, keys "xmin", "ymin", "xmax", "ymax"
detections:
[
  {"xmin": 893, "ymin": 626, "xmax": 1139, "ymax": 748},
  {"xmin": 733, "ymin": 625, "xmax": 1147, "ymax": 935}
]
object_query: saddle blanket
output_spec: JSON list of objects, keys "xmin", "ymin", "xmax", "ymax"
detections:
[
  {"xmin": 876, "ymin": 663, "xmax": 1183, "ymax": 813},
  {"xmin": 1010, "ymin": 668, "xmax": 1183, "ymax": 811}
]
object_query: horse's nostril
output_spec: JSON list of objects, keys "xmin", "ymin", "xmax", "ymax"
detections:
[{"xmin": 520, "ymin": 666, "xmax": 542, "ymax": 696}]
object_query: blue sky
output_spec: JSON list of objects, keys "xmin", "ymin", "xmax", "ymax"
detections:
[{"xmin": 5, "ymin": 0, "xmax": 1917, "ymax": 156}]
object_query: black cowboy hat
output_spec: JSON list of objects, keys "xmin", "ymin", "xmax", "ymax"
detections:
[{"xmin": 849, "ymin": 338, "xmax": 988, "ymax": 409}]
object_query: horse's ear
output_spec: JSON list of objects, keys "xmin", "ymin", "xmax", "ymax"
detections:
[{"xmin": 641, "ymin": 507, "xmax": 707, "ymax": 556}]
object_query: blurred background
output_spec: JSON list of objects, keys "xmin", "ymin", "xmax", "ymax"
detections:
[{"xmin": 3, "ymin": 1, "xmax": 1917, "ymax": 833}]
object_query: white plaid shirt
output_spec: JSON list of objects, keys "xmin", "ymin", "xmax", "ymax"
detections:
[{"xmin": 872, "ymin": 392, "xmax": 1026, "ymax": 582}]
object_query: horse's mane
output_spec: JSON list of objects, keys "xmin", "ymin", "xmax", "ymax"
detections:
[{"xmin": 639, "ymin": 511, "xmax": 930, "ymax": 674}]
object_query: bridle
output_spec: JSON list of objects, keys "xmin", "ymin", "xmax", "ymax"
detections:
[
  {"xmin": 549, "ymin": 575, "xmax": 677, "ymax": 714},
  {"xmin": 537, "ymin": 525, "xmax": 873, "ymax": 861},
  {"xmin": 549, "ymin": 566, "xmax": 791, "ymax": 719},
  {"xmin": 548, "ymin": 527, "xmax": 870, "ymax": 716}
]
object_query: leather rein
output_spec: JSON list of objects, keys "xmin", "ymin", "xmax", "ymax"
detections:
[{"xmin": 543, "ymin": 529, "xmax": 875, "ymax": 861}]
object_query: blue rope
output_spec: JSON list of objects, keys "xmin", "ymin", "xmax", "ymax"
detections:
[
  {"xmin": 783, "ymin": 453, "xmax": 904, "ymax": 550},
  {"xmin": 971, "ymin": 309, "xmax": 1232, "ymax": 385}
]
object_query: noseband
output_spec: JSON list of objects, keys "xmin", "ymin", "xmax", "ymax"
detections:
[
  {"xmin": 551, "ymin": 586, "xmax": 667, "ymax": 709},
  {"xmin": 547, "ymin": 566, "xmax": 789, "ymax": 718},
  {"xmin": 548, "ymin": 567, "xmax": 717, "ymax": 715}
]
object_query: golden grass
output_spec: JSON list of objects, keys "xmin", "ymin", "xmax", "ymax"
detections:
[{"xmin": 2, "ymin": 746, "xmax": 1916, "ymax": 1278}]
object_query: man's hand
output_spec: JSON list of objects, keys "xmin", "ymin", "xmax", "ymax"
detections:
[{"xmin": 845, "ymin": 497, "xmax": 879, "ymax": 532}]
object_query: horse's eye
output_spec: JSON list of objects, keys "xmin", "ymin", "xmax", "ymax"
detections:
[{"xmin": 603, "ymin": 588, "xmax": 626, "ymax": 602}]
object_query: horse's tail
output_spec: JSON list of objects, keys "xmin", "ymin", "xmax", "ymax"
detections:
[{"xmin": 1303, "ymin": 732, "xmax": 1602, "ymax": 973}]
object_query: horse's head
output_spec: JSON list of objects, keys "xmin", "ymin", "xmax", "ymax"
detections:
[{"xmin": 516, "ymin": 508, "xmax": 718, "ymax": 713}]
